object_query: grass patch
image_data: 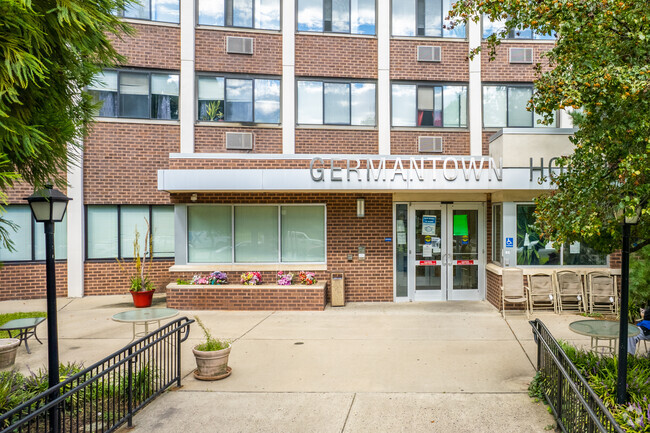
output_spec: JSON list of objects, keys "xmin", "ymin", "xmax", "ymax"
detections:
[{"xmin": 0, "ymin": 312, "xmax": 46, "ymax": 338}]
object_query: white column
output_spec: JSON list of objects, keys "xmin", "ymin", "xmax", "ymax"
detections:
[
  {"xmin": 282, "ymin": 0, "xmax": 296, "ymax": 154},
  {"xmin": 377, "ymin": 0, "xmax": 390, "ymax": 155},
  {"xmin": 180, "ymin": 0, "xmax": 196, "ymax": 153},
  {"xmin": 468, "ymin": 19, "xmax": 482, "ymax": 156},
  {"xmin": 174, "ymin": 205, "xmax": 188, "ymax": 265},
  {"xmin": 66, "ymin": 142, "xmax": 84, "ymax": 297}
]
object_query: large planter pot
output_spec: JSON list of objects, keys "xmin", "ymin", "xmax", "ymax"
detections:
[
  {"xmin": 130, "ymin": 290, "xmax": 155, "ymax": 308},
  {"xmin": 192, "ymin": 345, "xmax": 231, "ymax": 379},
  {"xmin": 0, "ymin": 338, "xmax": 20, "ymax": 369}
]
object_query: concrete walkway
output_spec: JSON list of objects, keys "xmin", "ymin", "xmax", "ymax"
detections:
[{"xmin": 0, "ymin": 296, "xmax": 593, "ymax": 432}]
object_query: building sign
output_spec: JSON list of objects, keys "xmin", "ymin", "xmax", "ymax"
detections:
[
  {"xmin": 455, "ymin": 260, "xmax": 475, "ymax": 265},
  {"xmin": 309, "ymin": 156, "xmax": 503, "ymax": 183},
  {"xmin": 505, "ymin": 237, "xmax": 514, "ymax": 248},
  {"xmin": 418, "ymin": 260, "xmax": 437, "ymax": 266}
]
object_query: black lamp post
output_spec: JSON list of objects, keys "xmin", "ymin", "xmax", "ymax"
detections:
[
  {"xmin": 25, "ymin": 185, "xmax": 71, "ymax": 433},
  {"xmin": 616, "ymin": 205, "xmax": 641, "ymax": 405}
]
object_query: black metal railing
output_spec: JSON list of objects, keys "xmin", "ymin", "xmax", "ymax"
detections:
[
  {"xmin": 529, "ymin": 319, "xmax": 623, "ymax": 433},
  {"xmin": 0, "ymin": 317, "xmax": 194, "ymax": 433}
]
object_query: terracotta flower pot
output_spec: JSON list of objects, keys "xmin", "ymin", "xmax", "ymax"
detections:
[
  {"xmin": 130, "ymin": 289, "xmax": 155, "ymax": 308},
  {"xmin": 193, "ymin": 345, "xmax": 231, "ymax": 377},
  {"xmin": 0, "ymin": 338, "xmax": 20, "ymax": 369}
]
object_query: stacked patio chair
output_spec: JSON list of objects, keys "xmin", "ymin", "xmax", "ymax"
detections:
[
  {"xmin": 525, "ymin": 272, "xmax": 557, "ymax": 314},
  {"xmin": 586, "ymin": 271, "xmax": 618, "ymax": 315},
  {"xmin": 500, "ymin": 268, "xmax": 529, "ymax": 319},
  {"xmin": 554, "ymin": 270, "xmax": 586, "ymax": 313}
]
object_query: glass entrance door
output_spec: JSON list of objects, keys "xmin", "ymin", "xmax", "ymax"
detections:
[{"xmin": 406, "ymin": 203, "xmax": 484, "ymax": 301}]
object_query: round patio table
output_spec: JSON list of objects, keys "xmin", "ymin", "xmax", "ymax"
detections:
[
  {"xmin": 569, "ymin": 319, "xmax": 639, "ymax": 353},
  {"xmin": 0, "ymin": 317, "xmax": 46, "ymax": 354},
  {"xmin": 112, "ymin": 308, "xmax": 179, "ymax": 341}
]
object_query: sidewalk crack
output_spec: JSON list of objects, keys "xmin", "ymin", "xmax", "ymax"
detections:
[
  {"xmin": 340, "ymin": 393, "xmax": 356, "ymax": 433},
  {"xmin": 236, "ymin": 311, "xmax": 276, "ymax": 341}
]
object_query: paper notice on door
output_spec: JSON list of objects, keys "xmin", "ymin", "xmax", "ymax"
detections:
[
  {"xmin": 422, "ymin": 215, "xmax": 437, "ymax": 235},
  {"xmin": 569, "ymin": 241, "xmax": 581, "ymax": 254},
  {"xmin": 397, "ymin": 232, "xmax": 407, "ymax": 245},
  {"xmin": 397, "ymin": 220, "xmax": 406, "ymax": 233},
  {"xmin": 423, "ymin": 244, "xmax": 433, "ymax": 257}
]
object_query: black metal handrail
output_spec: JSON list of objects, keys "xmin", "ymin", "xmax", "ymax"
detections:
[
  {"xmin": 529, "ymin": 319, "xmax": 624, "ymax": 433},
  {"xmin": 0, "ymin": 316, "xmax": 194, "ymax": 433}
]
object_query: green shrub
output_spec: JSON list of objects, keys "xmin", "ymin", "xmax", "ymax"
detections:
[
  {"xmin": 194, "ymin": 316, "xmax": 230, "ymax": 351},
  {"xmin": 630, "ymin": 245, "xmax": 650, "ymax": 322}
]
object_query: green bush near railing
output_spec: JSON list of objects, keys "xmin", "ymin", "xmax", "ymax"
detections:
[{"xmin": 536, "ymin": 341, "xmax": 650, "ymax": 433}]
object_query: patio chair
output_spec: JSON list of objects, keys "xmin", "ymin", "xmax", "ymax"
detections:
[
  {"xmin": 501, "ymin": 268, "xmax": 528, "ymax": 319},
  {"xmin": 525, "ymin": 273, "xmax": 557, "ymax": 315},
  {"xmin": 554, "ymin": 270, "xmax": 586, "ymax": 313},
  {"xmin": 586, "ymin": 271, "xmax": 618, "ymax": 314}
]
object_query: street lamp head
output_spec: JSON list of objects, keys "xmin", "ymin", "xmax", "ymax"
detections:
[
  {"xmin": 614, "ymin": 204, "xmax": 642, "ymax": 225},
  {"xmin": 24, "ymin": 184, "xmax": 71, "ymax": 223}
]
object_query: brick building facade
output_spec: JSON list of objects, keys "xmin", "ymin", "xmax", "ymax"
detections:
[{"xmin": 0, "ymin": 0, "xmax": 619, "ymax": 310}]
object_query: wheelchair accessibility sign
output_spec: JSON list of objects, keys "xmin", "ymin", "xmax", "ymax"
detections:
[{"xmin": 505, "ymin": 237, "xmax": 514, "ymax": 248}]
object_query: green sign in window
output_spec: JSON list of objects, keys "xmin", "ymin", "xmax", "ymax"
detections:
[{"xmin": 453, "ymin": 214, "xmax": 469, "ymax": 236}]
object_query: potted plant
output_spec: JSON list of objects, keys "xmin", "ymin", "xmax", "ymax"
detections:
[
  {"xmin": 118, "ymin": 220, "xmax": 156, "ymax": 308},
  {"xmin": 192, "ymin": 316, "xmax": 232, "ymax": 380}
]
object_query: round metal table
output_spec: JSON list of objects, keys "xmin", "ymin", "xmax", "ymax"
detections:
[
  {"xmin": 112, "ymin": 308, "xmax": 179, "ymax": 341},
  {"xmin": 569, "ymin": 319, "xmax": 640, "ymax": 353},
  {"xmin": 0, "ymin": 317, "xmax": 46, "ymax": 354}
]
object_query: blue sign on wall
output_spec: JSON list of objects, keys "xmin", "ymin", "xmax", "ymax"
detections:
[{"xmin": 505, "ymin": 237, "xmax": 514, "ymax": 248}]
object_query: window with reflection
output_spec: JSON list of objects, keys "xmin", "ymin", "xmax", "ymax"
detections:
[
  {"xmin": 482, "ymin": 85, "xmax": 556, "ymax": 128},
  {"xmin": 197, "ymin": 0, "xmax": 280, "ymax": 30},
  {"xmin": 392, "ymin": 0, "xmax": 464, "ymax": 38},
  {"xmin": 391, "ymin": 83, "xmax": 467, "ymax": 127},
  {"xmin": 187, "ymin": 205, "xmax": 326, "ymax": 264},
  {"xmin": 482, "ymin": 16, "xmax": 555, "ymax": 40},
  {"xmin": 0, "ymin": 206, "xmax": 67, "ymax": 262},
  {"xmin": 297, "ymin": 0, "xmax": 375, "ymax": 35},
  {"xmin": 88, "ymin": 70, "xmax": 179, "ymax": 120},
  {"xmin": 297, "ymin": 80, "xmax": 376, "ymax": 126},
  {"xmin": 197, "ymin": 75, "xmax": 280, "ymax": 123},
  {"xmin": 516, "ymin": 204, "xmax": 607, "ymax": 266}
]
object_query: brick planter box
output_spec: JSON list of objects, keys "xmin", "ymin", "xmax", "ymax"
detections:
[{"xmin": 165, "ymin": 282, "xmax": 328, "ymax": 311}]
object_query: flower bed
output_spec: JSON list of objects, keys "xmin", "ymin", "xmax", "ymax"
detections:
[{"xmin": 165, "ymin": 280, "xmax": 328, "ymax": 311}]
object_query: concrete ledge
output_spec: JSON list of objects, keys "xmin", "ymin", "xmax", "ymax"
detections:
[{"xmin": 166, "ymin": 281, "xmax": 327, "ymax": 311}]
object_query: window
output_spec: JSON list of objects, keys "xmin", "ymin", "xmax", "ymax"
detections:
[
  {"xmin": 86, "ymin": 205, "xmax": 175, "ymax": 259},
  {"xmin": 297, "ymin": 0, "xmax": 375, "ymax": 35},
  {"xmin": 117, "ymin": 0, "xmax": 180, "ymax": 23},
  {"xmin": 197, "ymin": 76, "xmax": 281, "ymax": 123},
  {"xmin": 0, "ymin": 206, "xmax": 67, "ymax": 262},
  {"xmin": 391, "ymin": 84, "xmax": 467, "ymax": 127},
  {"xmin": 516, "ymin": 204, "xmax": 607, "ymax": 266},
  {"xmin": 89, "ymin": 70, "xmax": 179, "ymax": 120},
  {"xmin": 482, "ymin": 16, "xmax": 555, "ymax": 40},
  {"xmin": 392, "ymin": 0, "xmax": 464, "ymax": 38},
  {"xmin": 187, "ymin": 205, "xmax": 326, "ymax": 263},
  {"xmin": 492, "ymin": 204, "xmax": 502, "ymax": 264},
  {"xmin": 482, "ymin": 85, "xmax": 556, "ymax": 128},
  {"xmin": 297, "ymin": 80, "xmax": 376, "ymax": 126},
  {"xmin": 197, "ymin": 0, "xmax": 280, "ymax": 30}
]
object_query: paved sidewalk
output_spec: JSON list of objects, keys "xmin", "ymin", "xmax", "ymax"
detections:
[{"xmin": 1, "ymin": 296, "xmax": 591, "ymax": 432}]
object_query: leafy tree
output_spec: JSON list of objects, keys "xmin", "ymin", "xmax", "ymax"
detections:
[
  {"xmin": 0, "ymin": 0, "xmax": 132, "ymax": 249},
  {"xmin": 450, "ymin": 0, "xmax": 649, "ymax": 253},
  {"xmin": 630, "ymin": 245, "xmax": 650, "ymax": 321}
]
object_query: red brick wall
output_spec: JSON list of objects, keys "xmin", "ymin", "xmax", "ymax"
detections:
[
  {"xmin": 390, "ymin": 40, "xmax": 469, "ymax": 81},
  {"xmin": 295, "ymin": 129, "xmax": 378, "ymax": 154},
  {"xmin": 171, "ymin": 192, "xmax": 394, "ymax": 303},
  {"xmin": 481, "ymin": 42, "xmax": 552, "ymax": 82},
  {"xmin": 482, "ymin": 131, "xmax": 496, "ymax": 155},
  {"xmin": 195, "ymin": 126, "xmax": 282, "ymax": 153},
  {"xmin": 5, "ymin": 181, "xmax": 68, "ymax": 204},
  {"xmin": 84, "ymin": 122, "xmax": 178, "ymax": 204},
  {"xmin": 195, "ymin": 30, "xmax": 282, "ymax": 75},
  {"xmin": 108, "ymin": 23, "xmax": 180, "ymax": 70},
  {"xmin": 390, "ymin": 131, "xmax": 470, "ymax": 155},
  {"xmin": 295, "ymin": 35, "xmax": 377, "ymax": 79},
  {"xmin": 0, "ymin": 262, "xmax": 67, "ymax": 300},
  {"xmin": 167, "ymin": 284, "xmax": 327, "ymax": 310},
  {"xmin": 83, "ymin": 260, "xmax": 174, "ymax": 296},
  {"xmin": 486, "ymin": 269, "xmax": 501, "ymax": 310}
]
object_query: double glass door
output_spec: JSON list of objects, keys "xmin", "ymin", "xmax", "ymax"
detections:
[{"xmin": 396, "ymin": 203, "xmax": 484, "ymax": 301}]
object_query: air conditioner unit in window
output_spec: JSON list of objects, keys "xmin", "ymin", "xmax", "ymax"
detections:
[
  {"xmin": 226, "ymin": 132, "xmax": 254, "ymax": 150},
  {"xmin": 417, "ymin": 46, "xmax": 442, "ymax": 62},
  {"xmin": 509, "ymin": 47, "xmax": 533, "ymax": 64},
  {"xmin": 418, "ymin": 136, "xmax": 443, "ymax": 153},
  {"xmin": 226, "ymin": 36, "xmax": 254, "ymax": 55}
]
